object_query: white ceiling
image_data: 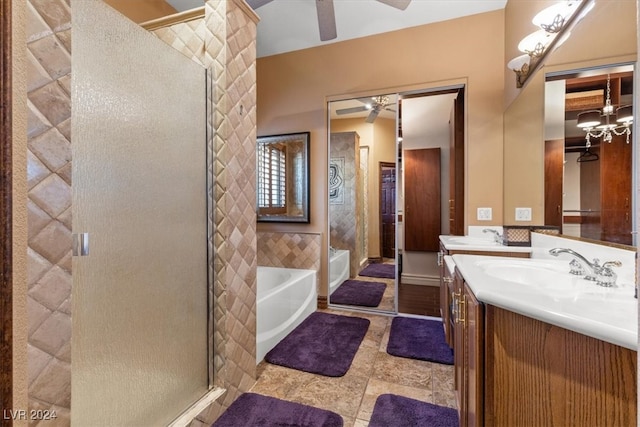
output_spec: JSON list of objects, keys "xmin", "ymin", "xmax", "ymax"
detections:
[{"xmin": 167, "ymin": 0, "xmax": 507, "ymax": 58}]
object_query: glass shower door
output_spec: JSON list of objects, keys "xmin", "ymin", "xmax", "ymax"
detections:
[{"xmin": 72, "ymin": 1, "xmax": 209, "ymax": 425}]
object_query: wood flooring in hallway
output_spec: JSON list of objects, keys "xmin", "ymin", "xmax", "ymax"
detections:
[{"xmin": 250, "ymin": 308, "xmax": 457, "ymax": 426}]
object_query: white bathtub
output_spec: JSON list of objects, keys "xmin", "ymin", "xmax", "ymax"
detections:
[
  {"xmin": 256, "ymin": 266, "xmax": 317, "ymax": 364},
  {"xmin": 329, "ymin": 249, "xmax": 350, "ymax": 295}
]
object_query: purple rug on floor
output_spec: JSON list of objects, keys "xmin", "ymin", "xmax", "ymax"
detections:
[
  {"xmin": 212, "ymin": 393, "xmax": 343, "ymax": 427},
  {"xmin": 359, "ymin": 263, "xmax": 395, "ymax": 279},
  {"xmin": 369, "ymin": 394, "xmax": 458, "ymax": 427},
  {"xmin": 387, "ymin": 316, "xmax": 453, "ymax": 365},
  {"xmin": 265, "ymin": 312, "xmax": 370, "ymax": 377},
  {"xmin": 330, "ymin": 279, "xmax": 386, "ymax": 307}
]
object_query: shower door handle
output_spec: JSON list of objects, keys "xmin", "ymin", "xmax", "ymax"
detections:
[{"xmin": 72, "ymin": 233, "xmax": 90, "ymax": 256}]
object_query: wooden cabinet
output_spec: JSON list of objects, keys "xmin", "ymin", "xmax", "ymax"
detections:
[
  {"xmin": 440, "ymin": 256, "xmax": 454, "ymax": 347},
  {"xmin": 484, "ymin": 306, "xmax": 637, "ymax": 427},
  {"xmin": 438, "ymin": 242, "xmax": 528, "ymax": 349},
  {"xmin": 451, "ymin": 274, "xmax": 637, "ymax": 427},
  {"xmin": 453, "ymin": 271, "xmax": 483, "ymax": 427}
]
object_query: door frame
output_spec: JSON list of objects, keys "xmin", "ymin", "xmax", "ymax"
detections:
[
  {"xmin": 379, "ymin": 161, "xmax": 396, "ymax": 260},
  {"xmin": 1, "ymin": 0, "xmax": 14, "ymax": 412}
]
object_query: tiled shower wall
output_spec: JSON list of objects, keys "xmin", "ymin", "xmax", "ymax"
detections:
[
  {"xmin": 24, "ymin": 0, "xmax": 258, "ymax": 425},
  {"xmin": 25, "ymin": 0, "xmax": 72, "ymax": 423},
  {"xmin": 151, "ymin": 1, "xmax": 259, "ymax": 424},
  {"xmin": 330, "ymin": 132, "xmax": 362, "ymax": 278}
]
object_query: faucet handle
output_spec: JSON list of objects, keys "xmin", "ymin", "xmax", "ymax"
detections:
[
  {"xmin": 597, "ymin": 260, "xmax": 621, "ymax": 287},
  {"xmin": 568, "ymin": 259, "xmax": 585, "ymax": 276}
]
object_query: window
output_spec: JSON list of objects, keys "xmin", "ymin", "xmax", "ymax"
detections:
[{"xmin": 258, "ymin": 142, "xmax": 287, "ymax": 214}]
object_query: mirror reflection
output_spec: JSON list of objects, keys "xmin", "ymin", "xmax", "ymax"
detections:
[
  {"xmin": 504, "ymin": 0, "xmax": 636, "ymax": 249},
  {"xmin": 328, "ymin": 93, "xmax": 398, "ymax": 313},
  {"xmin": 257, "ymin": 132, "xmax": 310, "ymax": 223},
  {"xmin": 544, "ymin": 65, "xmax": 634, "ymax": 245},
  {"xmin": 328, "ymin": 88, "xmax": 464, "ymax": 315}
]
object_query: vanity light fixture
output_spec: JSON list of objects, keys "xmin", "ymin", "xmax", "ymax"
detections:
[
  {"xmin": 508, "ymin": 0, "xmax": 590, "ymax": 88},
  {"xmin": 576, "ymin": 74, "xmax": 633, "ymax": 144}
]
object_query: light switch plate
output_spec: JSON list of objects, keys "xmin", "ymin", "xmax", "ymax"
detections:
[
  {"xmin": 477, "ymin": 207, "xmax": 492, "ymax": 221},
  {"xmin": 515, "ymin": 207, "xmax": 532, "ymax": 221}
]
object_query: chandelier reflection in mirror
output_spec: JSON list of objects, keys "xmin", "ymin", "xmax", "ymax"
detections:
[
  {"xmin": 508, "ymin": 0, "xmax": 593, "ymax": 88},
  {"xmin": 576, "ymin": 74, "xmax": 634, "ymax": 145}
]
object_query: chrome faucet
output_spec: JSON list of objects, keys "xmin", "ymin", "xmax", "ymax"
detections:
[
  {"xmin": 548, "ymin": 247, "xmax": 621, "ymax": 287},
  {"xmin": 482, "ymin": 228, "xmax": 503, "ymax": 244}
]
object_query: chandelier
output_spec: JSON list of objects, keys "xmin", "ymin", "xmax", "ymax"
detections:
[{"xmin": 576, "ymin": 74, "xmax": 633, "ymax": 145}]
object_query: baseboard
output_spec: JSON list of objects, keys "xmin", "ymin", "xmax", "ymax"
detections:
[
  {"xmin": 368, "ymin": 257, "xmax": 383, "ymax": 264},
  {"xmin": 401, "ymin": 273, "xmax": 440, "ymax": 287}
]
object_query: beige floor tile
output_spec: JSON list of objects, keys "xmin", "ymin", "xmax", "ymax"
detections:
[
  {"xmin": 356, "ymin": 377, "xmax": 434, "ymax": 421},
  {"xmin": 372, "ymin": 351, "xmax": 433, "ymax": 389},
  {"xmin": 285, "ymin": 373, "xmax": 369, "ymax": 419}
]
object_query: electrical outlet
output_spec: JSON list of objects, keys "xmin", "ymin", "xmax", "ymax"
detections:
[
  {"xmin": 515, "ymin": 207, "xmax": 532, "ymax": 221},
  {"xmin": 477, "ymin": 207, "xmax": 492, "ymax": 221}
]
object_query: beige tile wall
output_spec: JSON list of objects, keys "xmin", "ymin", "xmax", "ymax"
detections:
[
  {"xmin": 257, "ymin": 232, "xmax": 322, "ymax": 272},
  {"xmin": 151, "ymin": 1, "xmax": 259, "ymax": 424},
  {"xmin": 26, "ymin": 0, "xmax": 72, "ymax": 424},
  {"xmin": 330, "ymin": 132, "xmax": 362, "ymax": 278}
]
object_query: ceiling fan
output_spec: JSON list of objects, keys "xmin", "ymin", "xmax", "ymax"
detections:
[
  {"xmin": 246, "ymin": 0, "xmax": 412, "ymax": 41},
  {"xmin": 336, "ymin": 95, "xmax": 396, "ymax": 123}
]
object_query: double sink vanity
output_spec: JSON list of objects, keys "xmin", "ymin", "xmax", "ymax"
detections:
[{"xmin": 438, "ymin": 228, "xmax": 637, "ymax": 426}]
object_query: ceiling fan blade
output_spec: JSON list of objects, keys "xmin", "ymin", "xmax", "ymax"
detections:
[
  {"xmin": 246, "ymin": 0, "xmax": 274, "ymax": 9},
  {"xmin": 366, "ymin": 109, "xmax": 380, "ymax": 123},
  {"xmin": 376, "ymin": 0, "xmax": 411, "ymax": 10},
  {"xmin": 336, "ymin": 106, "xmax": 368, "ymax": 115},
  {"xmin": 316, "ymin": 0, "xmax": 337, "ymax": 41}
]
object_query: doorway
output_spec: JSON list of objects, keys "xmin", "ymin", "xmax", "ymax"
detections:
[{"xmin": 380, "ymin": 162, "xmax": 396, "ymax": 260}]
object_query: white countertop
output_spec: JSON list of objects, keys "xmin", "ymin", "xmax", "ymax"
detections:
[
  {"xmin": 440, "ymin": 235, "xmax": 532, "ymax": 253},
  {"xmin": 452, "ymin": 254, "xmax": 638, "ymax": 351}
]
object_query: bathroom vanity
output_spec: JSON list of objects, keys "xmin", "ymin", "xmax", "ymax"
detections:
[
  {"xmin": 449, "ymin": 253, "xmax": 637, "ymax": 427},
  {"xmin": 438, "ymin": 234, "xmax": 531, "ymax": 347}
]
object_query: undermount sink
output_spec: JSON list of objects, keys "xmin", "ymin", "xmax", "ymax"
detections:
[
  {"xmin": 478, "ymin": 260, "xmax": 572, "ymax": 287},
  {"xmin": 447, "ymin": 236, "xmax": 498, "ymax": 246}
]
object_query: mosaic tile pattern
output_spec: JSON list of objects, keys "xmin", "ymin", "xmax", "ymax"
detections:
[
  {"xmin": 26, "ymin": 0, "xmax": 72, "ymax": 424},
  {"xmin": 257, "ymin": 232, "xmax": 322, "ymax": 272},
  {"xmin": 251, "ymin": 309, "xmax": 457, "ymax": 426}
]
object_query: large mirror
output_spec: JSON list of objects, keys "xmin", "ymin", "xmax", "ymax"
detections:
[
  {"xmin": 544, "ymin": 65, "xmax": 634, "ymax": 245},
  {"xmin": 327, "ymin": 88, "xmax": 464, "ymax": 315},
  {"xmin": 504, "ymin": 0, "xmax": 637, "ymax": 248},
  {"xmin": 257, "ymin": 132, "xmax": 310, "ymax": 223}
]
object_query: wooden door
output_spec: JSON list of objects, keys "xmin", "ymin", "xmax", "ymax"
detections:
[
  {"xmin": 449, "ymin": 88, "xmax": 465, "ymax": 235},
  {"xmin": 405, "ymin": 148, "xmax": 441, "ymax": 252},
  {"xmin": 544, "ymin": 139, "xmax": 564, "ymax": 229},
  {"xmin": 601, "ymin": 133, "xmax": 632, "ymax": 244},
  {"xmin": 380, "ymin": 162, "xmax": 396, "ymax": 259}
]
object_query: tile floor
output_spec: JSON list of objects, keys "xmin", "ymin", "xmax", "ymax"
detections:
[{"xmin": 250, "ymin": 308, "xmax": 457, "ymax": 426}]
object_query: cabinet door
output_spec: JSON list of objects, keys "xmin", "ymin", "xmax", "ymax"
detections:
[
  {"xmin": 464, "ymin": 283, "xmax": 484, "ymax": 427},
  {"xmin": 441, "ymin": 261, "xmax": 454, "ymax": 347},
  {"xmin": 453, "ymin": 271, "xmax": 466, "ymax": 420}
]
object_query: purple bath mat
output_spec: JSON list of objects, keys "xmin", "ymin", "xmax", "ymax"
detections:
[
  {"xmin": 265, "ymin": 311, "xmax": 370, "ymax": 377},
  {"xmin": 331, "ymin": 279, "xmax": 386, "ymax": 307},
  {"xmin": 369, "ymin": 394, "xmax": 458, "ymax": 427},
  {"xmin": 387, "ymin": 316, "xmax": 453, "ymax": 365},
  {"xmin": 212, "ymin": 392, "xmax": 343, "ymax": 427},
  {"xmin": 359, "ymin": 263, "xmax": 395, "ymax": 279}
]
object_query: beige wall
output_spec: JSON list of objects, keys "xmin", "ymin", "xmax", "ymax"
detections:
[
  {"xmin": 103, "ymin": 0, "xmax": 178, "ymax": 23},
  {"xmin": 256, "ymin": 10, "xmax": 505, "ymax": 296}
]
